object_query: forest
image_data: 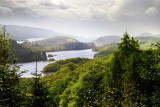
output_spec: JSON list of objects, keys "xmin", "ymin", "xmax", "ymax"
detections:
[
  {"xmin": 10, "ymin": 40, "xmax": 47, "ymax": 63},
  {"xmin": 0, "ymin": 26, "xmax": 160, "ymax": 107}
]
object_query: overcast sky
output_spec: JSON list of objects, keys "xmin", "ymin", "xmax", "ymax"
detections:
[{"xmin": 0, "ymin": 0, "xmax": 160, "ymax": 38}]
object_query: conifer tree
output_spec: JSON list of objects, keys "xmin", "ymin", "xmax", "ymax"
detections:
[
  {"xmin": 30, "ymin": 61, "xmax": 51, "ymax": 107},
  {"xmin": 0, "ymin": 26, "xmax": 22, "ymax": 106},
  {"xmin": 110, "ymin": 32, "xmax": 141, "ymax": 106},
  {"xmin": 118, "ymin": 32, "xmax": 139, "ymax": 57}
]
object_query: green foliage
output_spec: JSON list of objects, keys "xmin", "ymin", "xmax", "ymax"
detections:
[
  {"xmin": 30, "ymin": 62, "xmax": 51, "ymax": 107},
  {"xmin": 40, "ymin": 58, "xmax": 90, "ymax": 106},
  {"xmin": 118, "ymin": 32, "xmax": 139, "ymax": 56},
  {"xmin": 67, "ymin": 62, "xmax": 106, "ymax": 106},
  {"xmin": 43, "ymin": 57, "xmax": 90, "ymax": 73},
  {"xmin": 10, "ymin": 40, "xmax": 47, "ymax": 63},
  {"xmin": 94, "ymin": 34, "xmax": 160, "ymax": 59},
  {"xmin": 1, "ymin": 28, "xmax": 160, "ymax": 107},
  {"xmin": 43, "ymin": 32, "xmax": 160, "ymax": 107},
  {"xmin": 101, "ymin": 32, "xmax": 160, "ymax": 106},
  {"xmin": 0, "ymin": 26, "xmax": 23, "ymax": 106},
  {"xmin": 41, "ymin": 57, "xmax": 109, "ymax": 106},
  {"xmin": 94, "ymin": 44, "xmax": 117, "ymax": 58}
]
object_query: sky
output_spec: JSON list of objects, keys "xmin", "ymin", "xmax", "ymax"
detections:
[{"xmin": 0, "ymin": 0, "xmax": 160, "ymax": 38}]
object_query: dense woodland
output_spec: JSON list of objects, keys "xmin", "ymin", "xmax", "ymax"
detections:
[{"xmin": 0, "ymin": 26, "xmax": 160, "ymax": 107}]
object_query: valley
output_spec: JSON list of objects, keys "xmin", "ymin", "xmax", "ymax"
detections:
[{"xmin": 1, "ymin": 25, "xmax": 160, "ymax": 106}]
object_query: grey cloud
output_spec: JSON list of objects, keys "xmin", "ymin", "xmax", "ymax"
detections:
[
  {"xmin": 40, "ymin": 2, "xmax": 69, "ymax": 10},
  {"xmin": 0, "ymin": 0, "xmax": 160, "ymax": 21},
  {"xmin": 0, "ymin": 5, "xmax": 13, "ymax": 17},
  {"xmin": 108, "ymin": 0, "xmax": 160, "ymax": 22},
  {"xmin": 0, "ymin": 0, "xmax": 159, "ymax": 37}
]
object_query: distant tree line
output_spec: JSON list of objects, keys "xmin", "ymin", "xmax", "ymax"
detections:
[
  {"xmin": 22, "ymin": 37, "xmax": 95, "ymax": 52},
  {"xmin": 10, "ymin": 40, "xmax": 47, "ymax": 63},
  {"xmin": 64, "ymin": 42, "xmax": 90, "ymax": 50}
]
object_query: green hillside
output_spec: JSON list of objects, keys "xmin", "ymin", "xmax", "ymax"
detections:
[
  {"xmin": 94, "ymin": 36, "xmax": 160, "ymax": 58},
  {"xmin": 39, "ymin": 32, "xmax": 160, "ymax": 106},
  {"xmin": 10, "ymin": 40, "xmax": 47, "ymax": 62},
  {"xmin": 22, "ymin": 36, "xmax": 90, "ymax": 51},
  {"xmin": 1, "ymin": 26, "xmax": 160, "ymax": 107},
  {"xmin": 42, "ymin": 57, "xmax": 90, "ymax": 73},
  {"xmin": 136, "ymin": 36, "xmax": 160, "ymax": 49}
]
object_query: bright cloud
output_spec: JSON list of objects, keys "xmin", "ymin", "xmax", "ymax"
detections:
[
  {"xmin": 0, "ymin": 0, "xmax": 160, "ymax": 37},
  {"xmin": 145, "ymin": 7, "xmax": 159, "ymax": 16}
]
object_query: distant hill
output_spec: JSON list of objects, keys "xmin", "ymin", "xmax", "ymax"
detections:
[
  {"xmin": 138, "ymin": 33, "xmax": 160, "ymax": 37},
  {"xmin": 135, "ymin": 36, "xmax": 160, "ymax": 42},
  {"xmin": 92, "ymin": 34, "xmax": 160, "ymax": 48},
  {"xmin": 135, "ymin": 36, "xmax": 160, "ymax": 49},
  {"xmin": 92, "ymin": 36, "xmax": 121, "ymax": 47},
  {"xmin": 22, "ymin": 36, "xmax": 90, "ymax": 51},
  {"xmin": 0, "ymin": 24, "xmax": 75, "ymax": 41},
  {"xmin": 10, "ymin": 40, "xmax": 47, "ymax": 63},
  {"xmin": 94, "ymin": 35, "xmax": 160, "ymax": 58}
]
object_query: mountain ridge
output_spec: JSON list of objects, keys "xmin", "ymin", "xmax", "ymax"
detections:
[{"xmin": 0, "ymin": 24, "xmax": 76, "ymax": 41}]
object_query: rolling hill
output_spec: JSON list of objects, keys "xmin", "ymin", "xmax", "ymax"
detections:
[
  {"xmin": 92, "ymin": 36, "xmax": 121, "ymax": 47},
  {"xmin": 92, "ymin": 33, "xmax": 160, "ymax": 47},
  {"xmin": 94, "ymin": 35, "xmax": 160, "ymax": 58},
  {"xmin": 22, "ymin": 36, "xmax": 90, "ymax": 51}
]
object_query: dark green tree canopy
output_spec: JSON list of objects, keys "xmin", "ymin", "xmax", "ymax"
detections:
[{"xmin": 118, "ymin": 32, "xmax": 140, "ymax": 56}]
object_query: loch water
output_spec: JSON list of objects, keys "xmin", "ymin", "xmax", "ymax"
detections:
[{"xmin": 19, "ymin": 49, "xmax": 97, "ymax": 77}]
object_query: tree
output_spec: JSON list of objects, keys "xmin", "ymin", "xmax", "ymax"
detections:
[
  {"xmin": 0, "ymin": 26, "xmax": 22, "ymax": 106},
  {"xmin": 30, "ymin": 61, "xmax": 51, "ymax": 107},
  {"xmin": 108, "ymin": 32, "xmax": 141, "ymax": 106},
  {"xmin": 118, "ymin": 32, "xmax": 139, "ymax": 57},
  {"xmin": 113, "ymin": 32, "xmax": 160, "ymax": 106}
]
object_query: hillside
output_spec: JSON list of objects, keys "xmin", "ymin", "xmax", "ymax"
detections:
[
  {"xmin": 10, "ymin": 40, "xmax": 47, "ymax": 62},
  {"xmin": 0, "ymin": 24, "xmax": 74, "ymax": 41},
  {"xmin": 22, "ymin": 36, "xmax": 90, "ymax": 51},
  {"xmin": 135, "ymin": 36, "xmax": 160, "ymax": 49},
  {"xmin": 94, "ymin": 35, "xmax": 160, "ymax": 58},
  {"xmin": 92, "ymin": 36, "xmax": 121, "ymax": 47},
  {"xmin": 39, "ymin": 33, "xmax": 160, "ymax": 106},
  {"xmin": 92, "ymin": 33, "xmax": 160, "ymax": 47},
  {"xmin": 1, "ymin": 30, "xmax": 160, "ymax": 106},
  {"xmin": 138, "ymin": 33, "xmax": 160, "ymax": 37}
]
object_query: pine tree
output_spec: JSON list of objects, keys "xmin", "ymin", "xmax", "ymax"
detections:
[
  {"xmin": 30, "ymin": 61, "xmax": 51, "ymax": 107},
  {"xmin": 0, "ymin": 26, "xmax": 22, "ymax": 106},
  {"xmin": 111, "ymin": 32, "xmax": 141, "ymax": 106},
  {"xmin": 118, "ymin": 32, "xmax": 139, "ymax": 57}
]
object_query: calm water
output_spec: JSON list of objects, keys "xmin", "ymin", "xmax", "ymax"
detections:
[{"xmin": 19, "ymin": 49, "xmax": 96, "ymax": 77}]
